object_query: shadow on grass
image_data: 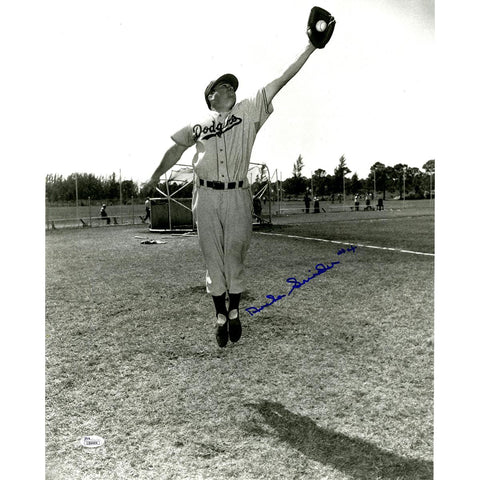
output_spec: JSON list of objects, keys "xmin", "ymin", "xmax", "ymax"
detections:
[{"xmin": 250, "ymin": 401, "xmax": 433, "ymax": 480}]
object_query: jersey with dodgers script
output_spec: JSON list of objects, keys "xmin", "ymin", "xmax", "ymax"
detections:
[{"xmin": 171, "ymin": 88, "xmax": 273, "ymax": 183}]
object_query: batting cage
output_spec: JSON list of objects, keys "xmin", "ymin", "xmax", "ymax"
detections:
[
  {"xmin": 150, "ymin": 165, "xmax": 195, "ymax": 232},
  {"xmin": 149, "ymin": 163, "xmax": 274, "ymax": 232},
  {"xmin": 248, "ymin": 162, "xmax": 274, "ymax": 225}
]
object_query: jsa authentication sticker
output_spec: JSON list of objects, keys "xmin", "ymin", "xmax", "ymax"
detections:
[{"xmin": 79, "ymin": 435, "xmax": 105, "ymax": 448}]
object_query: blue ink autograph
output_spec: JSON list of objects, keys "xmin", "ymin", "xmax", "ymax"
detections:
[
  {"xmin": 245, "ymin": 245, "xmax": 358, "ymax": 317},
  {"xmin": 336, "ymin": 245, "xmax": 357, "ymax": 256}
]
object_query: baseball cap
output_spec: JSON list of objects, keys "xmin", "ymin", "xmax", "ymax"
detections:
[{"xmin": 204, "ymin": 73, "xmax": 239, "ymax": 110}]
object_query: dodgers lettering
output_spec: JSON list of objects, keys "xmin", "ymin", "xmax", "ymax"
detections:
[{"xmin": 193, "ymin": 115, "xmax": 242, "ymax": 141}]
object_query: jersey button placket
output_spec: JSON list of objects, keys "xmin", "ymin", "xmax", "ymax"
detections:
[{"xmin": 217, "ymin": 122, "xmax": 228, "ymax": 182}]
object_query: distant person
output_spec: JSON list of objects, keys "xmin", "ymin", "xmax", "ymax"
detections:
[
  {"xmin": 377, "ymin": 198, "xmax": 384, "ymax": 211},
  {"xmin": 100, "ymin": 204, "xmax": 110, "ymax": 225},
  {"xmin": 354, "ymin": 194, "xmax": 360, "ymax": 211},
  {"xmin": 365, "ymin": 193, "xmax": 372, "ymax": 211},
  {"xmin": 313, "ymin": 196, "xmax": 320, "ymax": 213},
  {"xmin": 144, "ymin": 197, "xmax": 151, "ymax": 222},
  {"xmin": 253, "ymin": 195, "xmax": 262, "ymax": 223},
  {"xmin": 304, "ymin": 190, "xmax": 311, "ymax": 213}
]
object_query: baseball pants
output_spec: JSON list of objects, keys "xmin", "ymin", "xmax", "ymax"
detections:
[{"xmin": 193, "ymin": 185, "xmax": 253, "ymax": 296}]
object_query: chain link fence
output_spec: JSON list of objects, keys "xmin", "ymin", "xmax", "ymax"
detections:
[{"xmin": 45, "ymin": 197, "xmax": 150, "ymax": 230}]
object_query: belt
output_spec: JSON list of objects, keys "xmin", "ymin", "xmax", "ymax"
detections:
[{"xmin": 199, "ymin": 179, "xmax": 244, "ymax": 190}]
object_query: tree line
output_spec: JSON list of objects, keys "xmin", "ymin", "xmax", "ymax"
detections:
[
  {"xmin": 45, "ymin": 172, "xmax": 150, "ymax": 205},
  {"xmin": 45, "ymin": 157, "xmax": 434, "ymax": 204},
  {"xmin": 262, "ymin": 156, "xmax": 435, "ymax": 200}
]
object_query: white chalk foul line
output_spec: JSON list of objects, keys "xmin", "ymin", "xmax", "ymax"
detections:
[{"xmin": 257, "ymin": 232, "xmax": 434, "ymax": 257}]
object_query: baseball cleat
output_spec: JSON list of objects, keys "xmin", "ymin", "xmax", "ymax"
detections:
[
  {"xmin": 228, "ymin": 309, "xmax": 242, "ymax": 343},
  {"xmin": 215, "ymin": 313, "xmax": 229, "ymax": 348}
]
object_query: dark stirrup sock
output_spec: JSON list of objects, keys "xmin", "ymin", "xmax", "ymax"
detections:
[
  {"xmin": 228, "ymin": 293, "xmax": 241, "ymax": 311},
  {"xmin": 212, "ymin": 293, "xmax": 228, "ymax": 316}
]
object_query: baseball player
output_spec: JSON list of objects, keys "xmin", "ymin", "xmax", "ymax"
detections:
[{"xmin": 150, "ymin": 8, "xmax": 335, "ymax": 347}]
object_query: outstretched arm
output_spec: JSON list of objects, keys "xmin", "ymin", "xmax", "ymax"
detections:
[
  {"xmin": 264, "ymin": 42, "xmax": 317, "ymax": 105},
  {"xmin": 150, "ymin": 143, "xmax": 189, "ymax": 184}
]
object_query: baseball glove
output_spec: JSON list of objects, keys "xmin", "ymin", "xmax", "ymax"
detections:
[{"xmin": 307, "ymin": 6, "xmax": 336, "ymax": 49}]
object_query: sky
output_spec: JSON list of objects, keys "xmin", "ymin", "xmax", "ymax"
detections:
[{"xmin": 5, "ymin": 0, "xmax": 435, "ymax": 185}]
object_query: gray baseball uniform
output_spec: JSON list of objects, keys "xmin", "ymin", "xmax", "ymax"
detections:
[{"xmin": 171, "ymin": 88, "xmax": 273, "ymax": 296}]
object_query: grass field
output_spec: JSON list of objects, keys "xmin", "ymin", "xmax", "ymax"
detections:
[{"xmin": 45, "ymin": 204, "xmax": 434, "ymax": 479}]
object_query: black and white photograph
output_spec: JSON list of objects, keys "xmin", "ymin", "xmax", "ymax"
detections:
[{"xmin": 6, "ymin": 0, "xmax": 477, "ymax": 478}]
